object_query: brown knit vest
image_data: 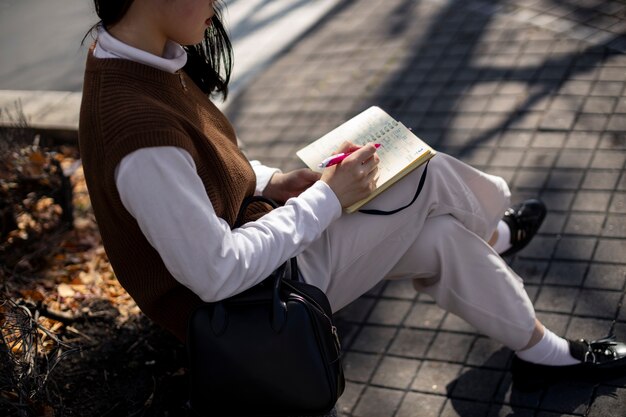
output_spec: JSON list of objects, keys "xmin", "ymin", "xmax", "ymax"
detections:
[{"xmin": 79, "ymin": 51, "xmax": 271, "ymax": 341}]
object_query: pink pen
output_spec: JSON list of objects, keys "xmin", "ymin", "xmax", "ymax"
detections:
[{"xmin": 318, "ymin": 143, "xmax": 381, "ymax": 168}]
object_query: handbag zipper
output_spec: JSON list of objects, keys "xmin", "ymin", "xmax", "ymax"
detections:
[
  {"xmin": 288, "ymin": 293, "xmax": 342, "ymax": 360},
  {"xmin": 283, "ymin": 281, "xmax": 331, "ymax": 320},
  {"xmin": 289, "ymin": 293, "xmax": 340, "ymax": 400},
  {"xmin": 282, "ymin": 280, "xmax": 342, "ymax": 352}
]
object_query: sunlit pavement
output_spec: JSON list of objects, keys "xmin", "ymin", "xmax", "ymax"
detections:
[{"xmin": 224, "ymin": 1, "xmax": 626, "ymax": 416}]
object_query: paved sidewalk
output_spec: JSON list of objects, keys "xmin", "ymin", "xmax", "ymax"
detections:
[{"xmin": 224, "ymin": 0, "xmax": 626, "ymax": 416}]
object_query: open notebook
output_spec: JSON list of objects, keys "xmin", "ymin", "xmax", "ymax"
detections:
[{"xmin": 296, "ymin": 106, "xmax": 436, "ymax": 213}]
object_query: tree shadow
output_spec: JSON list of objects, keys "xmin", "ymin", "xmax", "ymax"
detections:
[
  {"xmin": 447, "ymin": 347, "xmax": 625, "ymax": 416},
  {"xmin": 361, "ymin": 0, "xmax": 625, "ymax": 159},
  {"xmin": 224, "ymin": 0, "xmax": 626, "ymax": 410}
]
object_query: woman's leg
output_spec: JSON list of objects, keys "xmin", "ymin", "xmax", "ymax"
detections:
[
  {"xmin": 299, "ymin": 152, "xmax": 511, "ymax": 311},
  {"xmin": 299, "ymin": 153, "xmax": 626, "ymax": 379},
  {"xmin": 386, "ymin": 214, "xmax": 536, "ymax": 350}
]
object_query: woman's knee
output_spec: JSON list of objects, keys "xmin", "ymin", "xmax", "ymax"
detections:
[{"xmin": 422, "ymin": 214, "xmax": 463, "ymax": 240}]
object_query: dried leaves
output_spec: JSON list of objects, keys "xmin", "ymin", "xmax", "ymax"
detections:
[
  {"xmin": 1, "ymin": 143, "xmax": 141, "ymax": 415},
  {"xmin": 3, "ymin": 147, "xmax": 141, "ymax": 330}
]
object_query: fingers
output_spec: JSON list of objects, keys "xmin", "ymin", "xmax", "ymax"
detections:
[
  {"xmin": 364, "ymin": 160, "xmax": 379, "ymax": 181},
  {"xmin": 353, "ymin": 156, "xmax": 379, "ymax": 188},
  {"xmin": 335, "ymin": 141, "xmax": 359, "ymax": 154},
  {"xmin": 319, "ymin": 142, "xmax": 381, "ymax": 208},
  {"xmin": 344, "ymin": 143, "xmax": 379, "ymax": 165}
]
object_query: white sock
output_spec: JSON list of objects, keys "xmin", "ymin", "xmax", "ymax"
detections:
[
  {"xmin": 492, "ymin": 220, "xmax": 512, "ymax": 255},
  {"xmin": 515, "ymin": 328, "xmax": 580, "ymax": 366}
]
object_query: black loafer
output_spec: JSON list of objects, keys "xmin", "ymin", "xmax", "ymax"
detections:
[
  {"xmin": 500, "ymin": 199, "xmax": 547, "ymax": 257},
  {"xmin": 511, "ymin": 336, "xmax": 626, "ymax": 391}
]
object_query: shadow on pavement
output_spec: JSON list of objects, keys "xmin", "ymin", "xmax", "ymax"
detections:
[
  {"xmin": 448, "ymin": 347, "xmax": 626, "ymax": 416},
  {"xmin": 224, "ymin": 0, "xmax": 626, "ymax": 414}
]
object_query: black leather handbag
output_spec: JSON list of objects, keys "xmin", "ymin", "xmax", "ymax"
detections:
[{"xmin": 187, "ymin": 196, "xmax": 345, "ymax": 417}]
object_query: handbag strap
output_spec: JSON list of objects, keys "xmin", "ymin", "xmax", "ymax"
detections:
[{"xmin": 214, "ymin": 195, "xmax": 295, "ymax": 332}]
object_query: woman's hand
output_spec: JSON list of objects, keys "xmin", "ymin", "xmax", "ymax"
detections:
[
  {"xmin": 320, "ymin": 141, "xmax": 380, "ymax": 209},
  {"xmin": 263, "ymin": 169, "xmax": 322, "ymax": 203}
]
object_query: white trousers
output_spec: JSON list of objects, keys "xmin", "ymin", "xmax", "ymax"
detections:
[{"xmin": 298, "ymin": 153, "xmax": 536, "ymax": 351}]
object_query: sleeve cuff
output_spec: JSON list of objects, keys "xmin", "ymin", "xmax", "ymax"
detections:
[{"xmin": 250, "ymin": 161, "xmax": 282, "ymax": 195}]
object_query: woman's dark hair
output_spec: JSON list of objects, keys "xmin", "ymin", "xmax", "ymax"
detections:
[{"xmin": 90, "ymin": 0, "xmax": 233, "ymax": 100}]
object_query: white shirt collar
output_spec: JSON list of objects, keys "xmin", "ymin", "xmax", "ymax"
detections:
[{"xmin": 94, "ymin": 25, "xmax": 187, "ymax": 74}]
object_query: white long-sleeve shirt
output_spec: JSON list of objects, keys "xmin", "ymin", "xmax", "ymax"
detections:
[{"xmin": 93, "ymin": 27, "xmax": 342, "ymax": 302}]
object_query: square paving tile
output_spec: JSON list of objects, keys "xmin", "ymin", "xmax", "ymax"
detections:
[
  {"xmin": 609, "ymin": 192, "xmax": 626, "ymax": 212},
  {"xmin": 371, "ymin": 356, "xmax": 420, "ymax": 390},
  {"xmin": 388, "ymin": 328, "xmax": 436, "ymax": 359},
  {"xmin": 544, "ymin": 261, "xmax": 588, "ymax": 286},
  {"xmin": 583, "ymin": 96, "xmax": 617, "ymax": 113},
  {"xmin": 404, "ymin": 302, "xmax": 446, "ymax": 329},
  {"xmin": 567, "ymin": 131, "xmax": 600, "ymax": 148},
  {"xmin": 591, "ymin": 150, "xmax": 626, "ymax": 169},
  {"xmin": 367, "ymin": 299, "xmax": 412, "ymax": 326},
  {"xmin": 426, "ymin": 333, "xmax": 476, "ymax": 363},
  {"xmin": 564, "ymin": 213, "xmax": 606, "ymax": 235},
  {"xmin": 574, "ymin": 113, "xmax": 610, "ymax": 131},
  {"xmin": 582, "ymin": 170, "xmax": 620, "ymax": 190},
  {"xmin": 594, "ymin": 239, "xmax": 626, "ymax": 262},
  {"xmin": 522, "ymin": 150, "xmax": 558, "ymax": 168},
  {"xmin": 512, "ymin": 259, "xmax": 549, "ymax": 284},
  {"xmin": 547, "ymin": 168, "xmax": 586, "ymax": 190},
  {"xmin": 395, "ymin": 392, "xmax": 446, "ymax": 417},
  {"xmin": 451, "ymin": 367, "xmax": 505, "ymax": 402},
  {"xmin": 337, "ymin": 381, "xmax": 365, "ymax": 415},
  {"xmin": 440, "ymin": 313, "xmax": 477, "ymax": 333},
  {"xmin": 572, "ymin": 190, "xmax": 612, "ymax": 212},
  {"xmin": 588, "ymin": 387, "xmax": 626, "ymax": 417},
  {"xmin": 521, "ymin": 236, "xmax": 558, "ymax": 259},
  {"xmin": 600, "ymin": 132, "xmax": 626, "ymax": 149},
  {"xmin": 603, "ymin": 214, "xmax": 626, "ymax": 238},
  {"xmin": 383, "ymin": 279, "xmax": 419, "ymax": 300},
  {"xmin": 574, "ymin": 289, "xmax": 622, "ymax": 318},
  {"xmin": 565, "ymin": 317, "xmax": 614, "ymax": 340},
  {"xmin": 584, "ymin": 264, "xmax": 626, "ymax": 290},
  {"xmin": 497, "ymin": 373, "xmax": 543, "ymax": 408},
  {"xmin": 351, "ymin": 325, "xmax": 397, "ymax": 354},
  {"xmin": 343, "ymin": 352, "xmax": 380, "ymax": 383},
  {"xmin": 534, "ymin": 286, "xmax": 579, "ymax": 313},
  {"xmin": 336, "ymin": 298, "xmax": 376, "ymax": 323},
  {"xmin": 352, "ymin": 386, "xmax": 404, "ymax": 417},
  {"xmin": 439, "ymin": 399, "xmax": 490, "ymax": 417},
  {"xmin": 554, "ymin": 236, "xmax": 597, "ymax": 260},
  {"xmin": 514, "ymin": 169, "xmax": 550, "ymax": 189},
  {"xmin": 466, "ymin": 338, "xmax": 511, "ymax": 370},
  {"xmin": 555, "ymin": 150, "xmax": 593, "ymax": 168},
  {"xmin": 540, "ymin": 190, "xmax": 575, "ymax": 211},
  {"xmin": 532, "ymin": 132, "xmax": 567, "ymax": 148},
  {"xmin": 540, "ymin": 382, "xmax": 594, "ymax": 415},
  {"xmin": 412, "ymin": 361, "xmax": 463, "ymax": 395}
]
